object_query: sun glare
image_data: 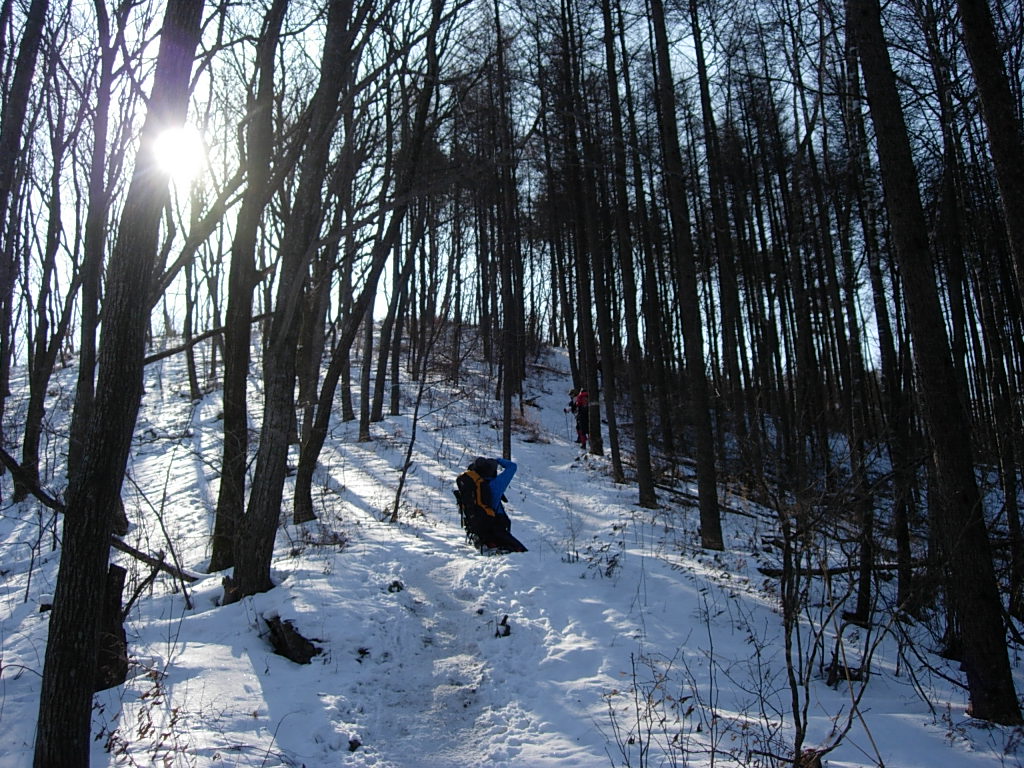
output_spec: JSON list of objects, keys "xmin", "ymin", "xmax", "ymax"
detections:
[{"xmin": 151, "ymin": 125, "xmax": 206, "ymax": 185}]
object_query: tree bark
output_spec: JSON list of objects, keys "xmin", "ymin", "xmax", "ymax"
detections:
[
  {"xmin": 230, "ymin": 0, "xmax": 357, "ymax": 599},
  {"xmin": 955, "ymin": 0, "xmax": 1024, "ymax": 299},
  {"xmin": 33, "ymin": 1, "xmax": 205, "ymax": 763},
  {"xmin": 649, "ymin": 0, "xmax": 723, "ymax": 550},
  {"xmin": 208, "ymin": 0, "xmax": 288, "ymax": 572},
  {"xmin": 94, "ymin": 564, "xmax": 128, "ymax": 692}
]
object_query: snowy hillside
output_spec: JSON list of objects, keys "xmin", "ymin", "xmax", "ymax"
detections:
[{"xmin": 0, "ymin": 342, "xmax": 1021, "ymax": 767}]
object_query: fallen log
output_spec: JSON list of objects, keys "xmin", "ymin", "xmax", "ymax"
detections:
[
  {"xmin": 109, "ymin": 537, "xmax": 200, "ymax": 583},
  {"xmin": 757, "ymin": 561, "xmax": 917, "ymax": 578},
  {"xmin": 143, "ymin": 311, "xmax": 273, "ymax": 365},
  {"xmin": 0, "ymin": 447, "xmax": 199, "ymax": 584}
]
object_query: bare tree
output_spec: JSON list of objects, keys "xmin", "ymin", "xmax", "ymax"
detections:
[
  {"xmin": 33, "ymin": 0, "xmax": 205, "ymax": 762},
  {"xmin": 208, "ymin": 0, "xmax": 289, "ymax": 573},
  {"xmin": 66, "ymin": 0, "xmax": 135, "ymax": 489},
  {"xmin": 954, "ymin": 0, "xmax": 1024, "ymax": 299},
  {"xmin": 493, "ymin": 0, "xmax": 522, "ymax": 460},
  {"xmin": 290, "ymin": 0, "xmax": 446, "ymax": 526},
  {"xmin": 599, "ymin": 0, "xmax": 656, "ymax": 507},
  {"xmin": 649, "ymin": 0, "xmax": 723, "ymax": 550},
  {"xmin": 14, "ymin": 28, "xmax": 84, "ymax": 501},
  {"xmin": 0, "ymin": 0, "xmax": 48, "ymax": 442},
  {"xmin": 228, "ymin": 0, "xmax": 361, "ymax": 600}
]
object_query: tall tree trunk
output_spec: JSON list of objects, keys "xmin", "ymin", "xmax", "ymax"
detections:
[
  {"xmin": 0, "ymin": 0, "xmax": 48, "ymax": 441},
  {"xmin": 67, "ymin": 0, "xmax": 126, "ymax": 486},
  {"xmin": 297, "ymin": 237, "xmax": 337, "ymax": 448},
  {"xmin": 289, "ymin": 0, "xmax": 443, "ymax": 530},
  {"xmin": 977, "ymin": 269, "xmax": 1024, "ymax": 617},
  {"xmin": 17, "ymin": 64, "xmax": 82, "ymax": 501},
  {"xmin": 208, "ymin": 0, "xmax": 287, "ymax": 572},
  {"xmin": 558, "ymin": 0, "xmax": 603, "ymax": 456},
  {"xmin": 583, "ymin": 130, "xmax": 624, "ymax": 478},
  {"xmin": 847, "ymin": 0, "xmax": 1022, "ymax": 724},
  {"xmin": 649, "ymin": 0, "xmax": 723, "ymax": 550},
  {"xmin": 371, "ymin": 244, "xmax": 415, "ymax": 422},
  {"xmin": 600, "ymin": 0, "xmax": 656, "ymax": 507},
  {"xmin": 955, "ymin": 0, "xmax": 1024, "ymax": 299},
  {"xmin": 390, "ymin": 282, "xmax": 407, "ymax": 416},
  {"xmin": 292, "ymin": 153, "xmax": 431, "ymax": 524},
  {"xmin": 229, "ymin": 0, "xmax": 356, "ymax": 600},
  {"xmin": 494, "ymin": 0, "xmax": 519, "ymax": 459},
  {"xmin": 689, "ymin": 0, "xmax": 746, "ymax": 461},
  {"xmin": 337, "ymin": 244, "xmax": 357, "ymax": 423},
  {"xmin": 616, "ymin": 0, "xmax": 674, "ymax": 456},
  {"xmin": 183, "ymin": 263, "xmax": 202, "ymax": 400},
  {"xmin": 536, "ymin": 83, "xmax": 579, "ymax": 389},
  {"xmin": 33, "ymin": 2, "xmax": 204, "ymax": 763},
  {"xmin": 0, "ymin": 0, "xmax": 47, "ymax": 248},
  {"xmin": 842, "ymin": 35, "xmax": 919, "ymax": 611},
  {"xmin": 356, "ymin": 301, "xmax": 375, "ymax": 443}
]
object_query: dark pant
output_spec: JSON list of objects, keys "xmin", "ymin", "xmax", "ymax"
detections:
[
  {"xmin": 576, "ymin": 411, "xmax": 588, "ymax": 445},
  {"xmin": 466, "ymin": 509, "xmax": 527, "ymax": 552}
]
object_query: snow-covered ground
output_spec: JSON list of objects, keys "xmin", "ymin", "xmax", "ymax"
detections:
[{"xmin": 1, "ymin": 342, "xmax": 1022, "ymax": 767}]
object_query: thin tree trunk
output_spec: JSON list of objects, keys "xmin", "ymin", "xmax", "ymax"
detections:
[
  {"xmin": 183, "ymin": 263, "xmax": 202, "ymax": 400},
  {"xmin": 0, "ymin": 0, "xmax": 48, "ymax": 442},
  {"xmin": 649, "ymin": 0, "xmax": 723, "ymax": 550},
  {"xmin": 689, "ymin": 0, "xmax": 746, "ymax": 460},
  {"xmin": 494, "ymin": 0, "xmax": 520, "ymax": 459},
  {"xmin": 67, "ymin": 0, "xmax": 124, "ymax": 486},
  {"xmin": 292, "ymin": 157, "xmax": 431, "ymax": 524},
  {"xmin": 358, "ymin": 300, "xmax": 375, "ymax": 443},
  {"xmin": 17, "ymin": 74, "xmax": 82, "ymax": 501},
  {"xmin": 289, "ymin": 0, "xmax": 442, "ymax": 528},
  {"xmin": 582, "ymin": 131, "xmax": 624, "ymax": 478},
  {"xmin": 208, "ymin": 0, "xmax": 287, "ymax": 572},
  {"xmin": 229, "ymin": 0, "xmax": 357, "ymax": 599},
  {"xmin": 601, "ymin": 0, "xmax": 656, "ymax": 507},
  {"xmin": 372, "ymin": 233, "xmax": 417, "ymax": 422},
  {"xmin": 558, "ymin": 0, "xmax": 603, "ymax": 456},
  {"xmin": 297, "ymin": 238, "xmax": 337, "ymax": 448},
  {"xmin": 337, "ymin": 247, "xmax": 357, "ymax": 422}
]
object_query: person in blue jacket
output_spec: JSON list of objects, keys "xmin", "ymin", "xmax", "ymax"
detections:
[
  {"xmin": 474, "ymin": 457, "xmax": 516, "ymax": 513},
  {"xmin": 461, "ymin": 456, "xmax": 527, "ymax": 552}
]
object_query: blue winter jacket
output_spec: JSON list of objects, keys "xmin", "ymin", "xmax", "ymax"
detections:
[{"xmin": 486, "ymin": 458, "xmax": 517, "ymax": 514}]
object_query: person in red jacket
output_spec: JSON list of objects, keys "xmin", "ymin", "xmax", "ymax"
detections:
[{"xmin": 567, "ymin": 387, "xmax": 589, "ymax": 449}]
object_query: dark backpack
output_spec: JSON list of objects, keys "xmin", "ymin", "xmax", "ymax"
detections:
[{"xmin": 455, "ymin": 470, "xmax": 498, "ymax": 543}]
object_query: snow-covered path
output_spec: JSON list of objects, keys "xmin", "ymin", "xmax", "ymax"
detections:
[
  {"xmin": 2, "ymin": 347, "xmax": 1019, "ymax": 767},
  {"xmin": 76, "ymin": 350, "xmax": 647, "ymax": 767}
]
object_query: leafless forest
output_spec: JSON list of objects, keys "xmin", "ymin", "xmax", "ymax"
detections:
[{"xmin": 1, "ymin": 0, "xmax": 1024, "ymax": 762}]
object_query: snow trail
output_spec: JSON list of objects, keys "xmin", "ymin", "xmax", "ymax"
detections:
[{"xmin": 1, "ymin": 347, "xmax": 1014, "ymax": 767}]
